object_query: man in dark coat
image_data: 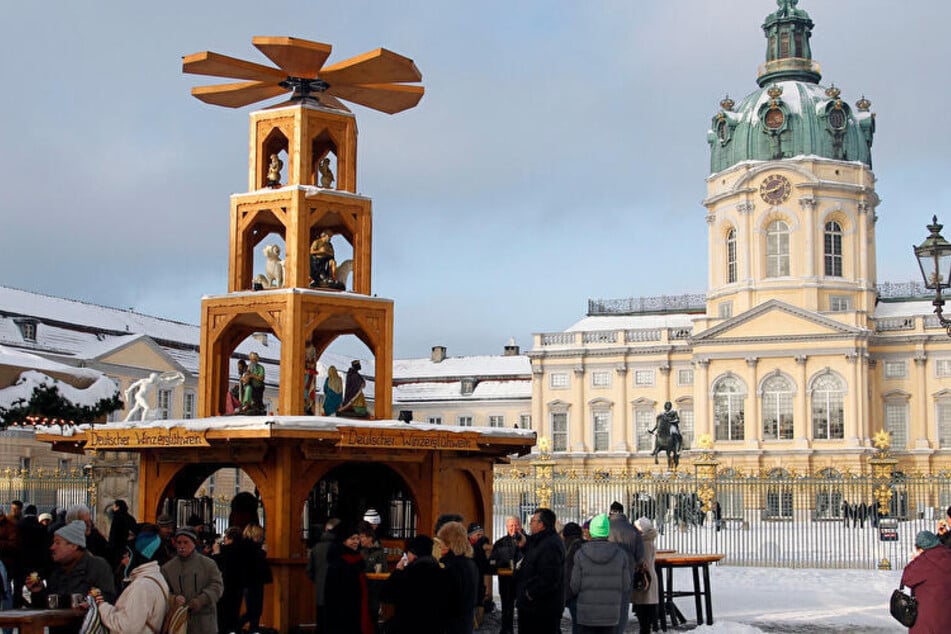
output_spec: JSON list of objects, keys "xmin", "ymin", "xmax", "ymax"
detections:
[
  {"xmin": 306, "ymin": 518, "xmax": 340, "ymax": 634},
  {"xmin": 608, "ymin": 501, "xmax": 644, "ymax": 634},
  {"xmin": 25, "ymin": 520, "xmax": 117, "ymax": 610},
  {"xmin": 491, "ymin": 516, "xmax": 525, "ymax": 634},
  {"xmin": 570, "ymin": 514, "xmax": 631, "ymax": 632},
  {"xmin": 936, "ymin": 504, "xmax": 951, "ymax": 547},
  {"xmin": 515, "ymin": 508, "xmax": 565, "ymax": 634},
  {"xmin": 381, "ymin": 534, "xmax": 448, "ymax": 633},
  {"xmin": 107, "ymin": 499, "xmax": 137, "ymax": 568},
  {"xmin": 16, "ymin": 504, "xmax": 50, "ymax": 606}
]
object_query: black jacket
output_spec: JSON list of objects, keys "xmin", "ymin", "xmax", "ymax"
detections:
[
  {"xmin": 381, "ymin": 555, "xmax": 448, "ymax": 634},
  {"xmin": 441, "ymin": 551, "xmax": 479, "ymax": 634},
  {"xmin": 515, "ymin": 527, "xmax": 565, "ymax": 618}
]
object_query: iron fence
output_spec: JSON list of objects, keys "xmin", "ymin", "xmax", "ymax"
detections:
[
  {"xmin": 0, "ymin": 467, "xmax": 93, "ymax": 515},
  {"xmin": 493, "ymin": 466, "xmax": 949, "ymax": 570}
]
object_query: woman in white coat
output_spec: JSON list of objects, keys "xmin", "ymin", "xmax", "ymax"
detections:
[
  {"xmin": 95, "ymin": 532, "xmax": 170, "ymax": 633},
  {"xmin": 631, "ymin": 517, "xmax": 659, "ymax": 634}
]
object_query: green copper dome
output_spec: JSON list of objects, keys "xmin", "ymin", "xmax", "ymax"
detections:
[{"xmin": 708, "ymin": 0, "xmax": 875, "ymax": 174}]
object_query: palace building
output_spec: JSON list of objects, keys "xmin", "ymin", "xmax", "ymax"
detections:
[{"xmin": 526, "ymin": 1, "xmax": 951, "ymax": 475}]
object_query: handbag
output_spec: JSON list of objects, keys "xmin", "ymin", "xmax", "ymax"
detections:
[
  {"xmin": 79, "ymin": 596, "xmax": 109, "ymax": 634},
  {"xmin": 632, "ymin": 561, "xmax": 651, "ymax": 593},
  {"xmin": 889, "ymin": 584, "xmax": 917, "ymax": 627}
]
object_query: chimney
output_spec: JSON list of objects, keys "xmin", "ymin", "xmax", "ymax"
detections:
[
  {"xmin": 503, "ymin": 337, "xmax": 519, "ymax": 356},
  {"xmin": 431, "ymin": 345, "xmax": 447, "ymax": 363}
]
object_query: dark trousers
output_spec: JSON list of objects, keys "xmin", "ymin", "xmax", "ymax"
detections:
[
  {"xmin": 632, "ymin": 603, "xmax": 656, "ymax": 634},
  {"xmin": 241, "ymin": 584, "xmax": 264, "ymax": 631},
  {"xmin": 499, "ymin": 576, "xmax": 516, "ymax": 632},
  {"xmin": 517, "ymin": 609, "xmax": 561, "ymax": 634},
  {"xmin": 579, "ymin": 627, "xmax": 614, "ymax": 634}
]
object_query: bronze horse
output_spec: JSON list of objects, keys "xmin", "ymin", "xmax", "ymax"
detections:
[{"xmin": 650, "ymin": 411, "xmax": 683, "ymax": 469}]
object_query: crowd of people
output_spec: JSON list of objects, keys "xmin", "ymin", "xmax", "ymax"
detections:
[
  {"xmin": 0, "ymin": 496, "xmax": 270, "ymax": 634},
  {"xmin": 0, "ymin": 496, "xmax": 666, "ymax": 634}
]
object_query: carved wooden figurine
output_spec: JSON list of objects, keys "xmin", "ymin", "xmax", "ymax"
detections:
[
  {"xmin": 318, "ymin": 157, "xmax": 335, "ymax": 188},
  {"xmin": 267, "ymin": 153, "xmax": 283, "ymax": 187}
]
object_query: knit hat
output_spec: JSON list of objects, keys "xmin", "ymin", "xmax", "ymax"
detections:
[
  {"xmin": 915, "ymin": 530, "xmax": 941, "ymax": 550},
  {"xmin": 609, "ymin": 501, "xmax": 624, "ymax": 514},
  {"xmin": 55, "ymin": 520, "xmax": 87, "ymax": 548},
  {"xmin": 156, "ymin": 513, "xmax": 175, "ymax": 528},
  {"xmin": 175, "ymin": 527, "xmax": 198, "ymax": 544},
  {"xmin": 635, "ymin": 517, "xmax": 654, "ymax": 533},
  {"xmin": 467, "ymin": 522, "xmax": 484, "ymax": 537},
  {"xmin": 363, "ymin": 508, "xmax": 381, "ymax": 525},
  {"xmin": 582, "ymin": 517, "xmax": 592, "ymax": 530},
  {"xmin": 406, "ymin": 535, "xmax": 434, "ymax": 557},
  {"xmin": 136, "ymin": 532, "xmax": 162, "ymax": 559},
  {"xmin": 589, "ymin": 513, "xmax": 610, "ymax": 539},
  {"xmin": 38, "ymin": 512, "xmax": 53, "ymax": 523}
]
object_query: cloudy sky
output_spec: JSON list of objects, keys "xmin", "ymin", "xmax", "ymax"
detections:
[{"xmin": 1, "ymin": 1, "xmax": 948, "ymax": 359}]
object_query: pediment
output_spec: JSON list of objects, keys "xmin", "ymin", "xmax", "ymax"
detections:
[
  {"xmin": 693, "ymin": 299, "xmax": 862, "ymax": 342},
  {"xmin": 96, "ymin": 336, "xmax": 186, "ymax": 374}
]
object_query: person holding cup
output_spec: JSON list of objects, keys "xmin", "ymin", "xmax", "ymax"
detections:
[{"xmin": 24, "ymin": 519, "xmax": 116, "ymax": 611}]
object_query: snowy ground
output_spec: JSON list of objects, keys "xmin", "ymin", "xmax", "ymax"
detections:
[{"xmin": 478, "ymin": 565, "xmax": 905, "ymax": 633}]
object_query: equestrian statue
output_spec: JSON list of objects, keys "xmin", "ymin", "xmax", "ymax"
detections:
[{"xmin": 649, "ymin": 401, "xmax": 683, "ymax": 469}]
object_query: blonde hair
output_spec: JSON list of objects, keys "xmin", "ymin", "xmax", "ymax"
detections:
[
  {"xmin": 243, "ymin": 524, "xmax": 264, "ymax": 543},
  {"xmin": 436, "ymin": 521, "xmax": 473, "ymax": 557}
]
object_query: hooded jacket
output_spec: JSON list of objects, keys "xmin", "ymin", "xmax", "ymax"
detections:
[
  {"xmin": 98, "ymin": 561, "xmax": 169, "ymax": 633},
  {"xmin": 569, "ymin": 539, "xmax": 632, "ymax": 627},
  {"xmin": 631, "ymin": 520, "xmax": 659, "ymax": 606}
]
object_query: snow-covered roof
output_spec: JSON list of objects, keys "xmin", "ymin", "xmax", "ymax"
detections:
[
  {"xmin": 394, "ymin": 354, "xmax": 530, "ymax": 380},
  {"xmin": 0, "ymin": 370, "xmax": 117, "ymax": 412},
  {"xmin": 873, "ymin": 299, "xmax": 935, "ymax": 318},
  {"xmin": 564, "ymin": 312, "xmax": 696, "ymax": 332},
  {"xmin": 393, "ymin": 379, "xmax": 531, "ymax": 403}
]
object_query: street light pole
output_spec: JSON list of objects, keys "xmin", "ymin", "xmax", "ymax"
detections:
[{"xmin": 913, "ymin": 215, "xmax": 951, "ymax": 336}]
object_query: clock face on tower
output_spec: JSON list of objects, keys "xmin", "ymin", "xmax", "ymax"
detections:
[{"xmin": 759, "ymin": 174, "xmax": 791, "ymax": 205}]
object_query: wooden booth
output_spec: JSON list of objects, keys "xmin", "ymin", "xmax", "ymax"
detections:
[{"xmin": 40, "ymin": 418, "xmax": 535, "ymax": 630}]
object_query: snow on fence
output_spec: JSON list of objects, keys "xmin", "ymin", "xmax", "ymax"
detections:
[{"xmin": 493, "ymin": 467, "xmax": 949, "ymax": 570}]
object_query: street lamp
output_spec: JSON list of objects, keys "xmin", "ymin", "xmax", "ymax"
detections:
[{"xmin": 914, "ymin": 215, "xmax": 951, "ymax": 334}]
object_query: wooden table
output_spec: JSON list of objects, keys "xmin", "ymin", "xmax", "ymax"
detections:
[
  {"xmin": 0, "ymin": 608, "xmax": 83, "ymax": 634},
  {"xmin": 654, "ymin": 552, "xmax": 725, "ymax": 629}
]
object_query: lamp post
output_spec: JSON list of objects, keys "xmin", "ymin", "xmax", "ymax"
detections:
[{"xmin": 914, "ymin": 215, "xmax": 951, "ymax": 336}]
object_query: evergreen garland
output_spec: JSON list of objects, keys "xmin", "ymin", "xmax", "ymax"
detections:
[{"xmin": 0, "ymin": 382, "xmax": 123, "ymax": 427}]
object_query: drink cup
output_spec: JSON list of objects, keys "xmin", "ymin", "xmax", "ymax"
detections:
[
  {"xmin": 46, "ymin": 594, "xmax": 59, "ymax": 609},
  {"xmin": 71, "ymin": 593, "xmax": 84, "ymax": 608},
  {"xmin": 374, "ymin": 563, "xmax": 383, "ymax": 573}
]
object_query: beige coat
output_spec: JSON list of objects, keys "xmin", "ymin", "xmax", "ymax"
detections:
[{"xmin": 98, "ymin": 561, "xmax": 169, "ymax": 633}]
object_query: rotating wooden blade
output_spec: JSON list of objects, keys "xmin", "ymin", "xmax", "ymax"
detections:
[
  {"xmin": 319, "ymin": 48, "xmax": 422, "ymax": 85},
  {"xmin": 326, "ymin": 83, "xmax": 424, "ymax": 114},
  {"xmin": 252, "ymin": 36, "xmax": 332, "ymax": 78},
  {"xmin": 192, "ymin": 81, "xmax": 289, "ymax": 108},
  {"xmin": 183, "ymin": 51, "xmax": 286, "ymax": 82}
]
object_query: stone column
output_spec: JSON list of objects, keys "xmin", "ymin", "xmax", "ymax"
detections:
[
  {"xmin": 615, "ymin": 365, "xmax": 629, "ymax": 451},
  {"xmin": 794, "ymin": 355, "xmax": 809, "ymax": 447},
  {"xmin": 695, "ymin": 358, "xmax": 711, "ymax": 438},
  {"xmin": 745, "ymin": 357, "xmax": 760, "ymax": 447},
  {"xmin": 913, "ymin": 353, "xmax": 929, "ymax": 448}
]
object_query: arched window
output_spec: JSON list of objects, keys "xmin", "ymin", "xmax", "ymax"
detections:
[
  {"xmin": 713, "ymin": 375, "xmax": 745, "ymax": 441},
  {"xmin": 824, "ymin": 221, "xmax": 843, "ymax": 277},
  {"xmin": 812, "ymin": 373, "xmax": 845, "ymax": 439},
  {"xmin": 766, "ymin": 220, "xmax": 790, "ymax": 277},
  {"xmin": 762, "ymin": 374, "xmax": 794, "ymax": 440},
  {"xmin": 727, "ymin": 228, "xmax": 737, "ymax": 283}
]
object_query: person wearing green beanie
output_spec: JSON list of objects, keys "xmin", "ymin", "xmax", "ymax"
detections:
[{"xmin": 569, "ymin": 513, "xmax": 631, "ymax": 632}]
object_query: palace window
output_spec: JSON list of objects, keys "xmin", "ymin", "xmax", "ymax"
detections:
[
  {"xmin": 884, "ymin": 401, "xmax": 908, "ymax": 450},
  {"xmin": 107, "ymin": 377, "xmax": 122, "ymax": 422},
  {"xmin": 157, "ymin": 389, "xmax": 172, "ymax": 419},
  {"xmin": 551, "ymin": 412, "xmax": 568, "ymax": 451},
  {"xmin": 766, "ymin": 220, "xmax": 790, "ymax": 277},
  {"xmin": 183, "ymin": 391, "xmax": 196, "ymax": 419},
  {"xmin": 762, "ymin": 374, "xmax": 794, "ymax": 440},
  {"xmin": 824, "ymin": 221, "xmax": 843, "ymax": 277},
  {"xmin": 937, "ymin": 400, "xmax": 951, "ymax": 449},
  {"xmin": 829, "ymin": 296, "xmax": 851, "ymax": 312},
  {"xmin": 884, "ymin": 361, "xmax": 907, "ymax": 379},
  {"xmin": 727, "ymin": 228, "xmax": 737, "ymax": 283},
  {"xmin": 489, "ymin": 415, "xmax": 505, "ymax": 428},
  {"xmin": 519, "ymin": 414, "xmax": 532, "ymax": 430},
  {"xmin": 713, "ymin": 375, "xmax": 745, "ymax": 441},
  {"xmin": 550, "ymin": 373, "xmax": 569, "ymax": 389},
  {"xmin": 457, "ymin": 416, "xmax": 473, "ymax": 427},
  {"xmin": 679, "ymin": 405, "xmax": 695, "ymax": 449},
  {"xmin": 718, "ymin": 301, "xmax": 733, "ymax": 319},
  {"xmin": 634, "ymin": 369, "xmax": 655, "ymax": 386},
  {"xmin": 812, "ymin": 373, "xmax": 845, "ymax": 440},
  {"xmin": 634, "ymin": 408, "xmax": 654, "ymax": 451},
  {"xmin": 678, "ymin": 368, "xmax": 694, "ymax": 386},
  {"xmin": 591, "ymin": 371, "xmax": 611, "ymax": 388},
  {"xmin": 936, "ymin": 359, "xmax": 951, "ymax": 377},
  {"xmin": 593, "ymin": 411, "xmax": 610, "ymax": 451},
  {"xmin": 428, "ymin": 416, "xmax": 443, "ymax": 425}
]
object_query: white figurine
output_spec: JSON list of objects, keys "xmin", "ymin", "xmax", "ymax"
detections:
[
  {"xmin": 263, "ymin": 244, "xmax": 285, "ymax": 287},
  {"xmin": 123, "ymin": 371, "xmax": 185, "ymax": 421}
]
